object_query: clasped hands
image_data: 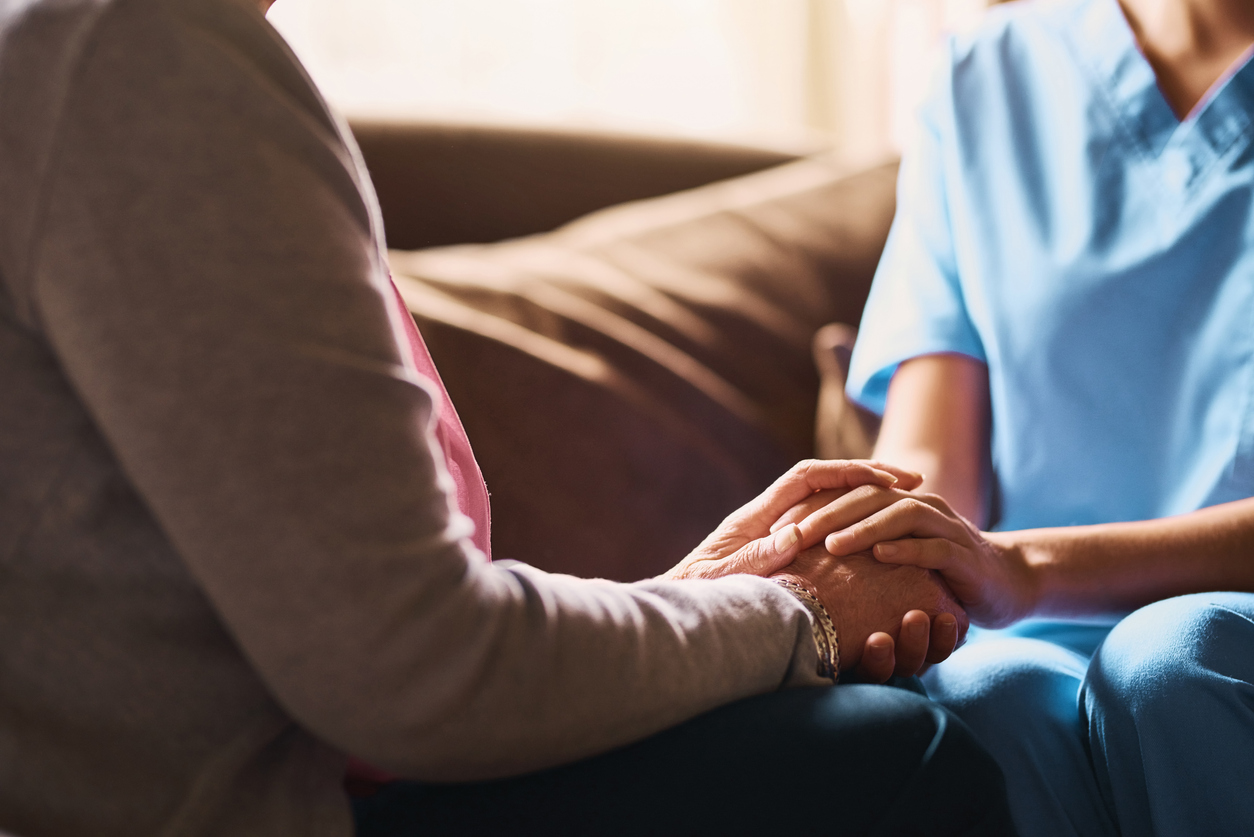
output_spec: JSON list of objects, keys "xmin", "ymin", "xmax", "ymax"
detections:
[{"xmin": 665, "ymin": 459, "xmax": 1017, "ymax": 683}]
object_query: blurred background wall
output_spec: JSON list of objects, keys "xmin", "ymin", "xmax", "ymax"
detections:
[{"xmin": 267, "ymin": 0, "xmax": 998, "ymax": 165}]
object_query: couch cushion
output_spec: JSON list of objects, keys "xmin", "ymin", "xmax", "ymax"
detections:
[{"xmin": 391, "ymin": 157, "xmax": 897, "ymax": 580}]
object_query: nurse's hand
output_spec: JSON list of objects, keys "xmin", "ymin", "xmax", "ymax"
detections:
[
  {"xmin": 795, "ymin": 485, "xmax": 1035, "ymax": 629},
  {"xmin": 662, "ymin": 460, "xmax": 922, "ymax": 583}
]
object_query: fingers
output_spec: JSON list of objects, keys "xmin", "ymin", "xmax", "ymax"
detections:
[
  {"xmin": 853, "ymin": 610, "xmax": 954, "ymax": 682},
  {"xmin": 870, "ymin": 538, "xmax": 981, "ymax": 612},
  {"xmin": 664, "ymin": 522, "xmax": 805, "ymax": 581},
  {"xmin": 871, "ymin": 537, "xmax": 960, "ymax": 571},
  {"xmin": 747, "ymin": 460, "xmax": 917, "ymax": 528},
  {"xmin": 805, "ymin": 460, "xmax": 915, "ymax": 492},
  {"xmin": 824, "ymin": 499, "xmax": 967, "ymax": 557},
  {"xmin": 858, "ymin": 460, "xmax": 925, "ymax": 491},
  {"xmin": 717, "ymin": 523, "xmax": 804, "ymax": 578},
  {"xmin": 670, "ymin": 459, "xmax": 925, "ymax": 583},
  {"xmin": 769, "ymin": 489, "xmax": 843, "ymax": 534},
  {"xmin": 893, "ymin": 610, "xmax": 931, "ymax": 677},
  {"xmin": 854, "ymin": 632, "xmax": 896, "ymax": 684},
  {"xmin": 797, "ymin": 485, "xmax": 910, "ymax": 546},
  {"xmin": 926, "ymin": 612, "xmax": 960, "ymax": 665}
]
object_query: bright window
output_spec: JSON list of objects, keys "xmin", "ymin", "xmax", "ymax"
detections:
[{"xmin": 267, "ymin": 0, "xmax": 992, "ymax": 161}]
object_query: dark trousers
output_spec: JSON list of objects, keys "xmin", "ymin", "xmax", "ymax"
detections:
[{"xmin": 352, "ymin": 684, "xmax": 1017, "ymax": 836}]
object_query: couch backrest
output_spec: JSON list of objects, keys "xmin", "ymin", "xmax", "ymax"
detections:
[{"xmin": 349, "ymin": 118, "xmax": 805, "ymax": 250}]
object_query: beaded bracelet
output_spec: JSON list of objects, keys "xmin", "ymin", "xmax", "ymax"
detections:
[{"xmin": 774, "ymin": 578, "xmax": 841, "ymax": 683}]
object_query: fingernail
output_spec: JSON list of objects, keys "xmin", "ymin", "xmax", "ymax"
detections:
[
  {"xmin": 886, "ymin": 475, "xmax": 899, "ymax": 486},
  {"xmin": 937, "ymin": 613, "xmax": 956, "ymax": 629},
  {"xmin": 773, "ymin": 524, "xmax": 800, "ymax": 554},
  {"xmin": 875, "ymin": 543, "xmax": 898, "ymax": 558},
  {"xmin": 870, "ymin": 644, "xmax": 890, "ymax": 659}
]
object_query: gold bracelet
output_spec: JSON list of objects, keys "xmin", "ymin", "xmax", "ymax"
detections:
[{"xmin": 774, "ymin": 579, "xmax": 840, "ymax": 683}]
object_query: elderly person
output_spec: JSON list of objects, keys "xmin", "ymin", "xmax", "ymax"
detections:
[
  {"xmin": 0, "ymin": 0, "xmax": 1015, "ymax": 835},
  {"xmin": 777, "ymin": 0, "xmax": 1254, "ymax": 834}
]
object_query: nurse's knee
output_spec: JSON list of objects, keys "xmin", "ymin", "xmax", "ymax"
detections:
[
  {"xmin": 1087, "ymin": 593, "xmax": 1254, "ymax": 714},
  {"xmin": 925, "ymin": 638, "xmax": 1086, "ymax": 734}
]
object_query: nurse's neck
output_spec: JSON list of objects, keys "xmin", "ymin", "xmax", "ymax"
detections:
[{"xmin": 1119, "ymin": 0, "xmax": 1254, "ymax": 119}]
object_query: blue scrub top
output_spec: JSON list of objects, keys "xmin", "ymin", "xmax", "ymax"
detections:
[{"xmin": 847, "ymin": 0, "xmax": 1254, "ymax": 532}]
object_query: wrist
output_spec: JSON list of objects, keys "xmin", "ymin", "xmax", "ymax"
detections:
[
  {"xmin": 985, "ymin": 530, "xmax": 1045, "ymax": 622},
  {"xmin": 773, "ymin": 577, "xmax": 840, "ymax": 683}
]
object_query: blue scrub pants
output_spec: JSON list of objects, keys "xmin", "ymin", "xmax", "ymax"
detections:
[
  {"xmin": 924, "ymin": 593, "xmax": 1254, "ymax": 837},
  {"xmin": 351, "ymin": 684, "xmax": 1016, "ymax": 836}
]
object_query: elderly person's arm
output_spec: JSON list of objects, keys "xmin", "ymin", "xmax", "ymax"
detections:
[{"xmin": 16, "ymin": 0, "xmax": 960, "ymax": 787}]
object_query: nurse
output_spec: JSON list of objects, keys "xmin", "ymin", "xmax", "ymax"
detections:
[{"xmin": 786, "ymin": 0, "xmax": 1254, "ymax": 834}]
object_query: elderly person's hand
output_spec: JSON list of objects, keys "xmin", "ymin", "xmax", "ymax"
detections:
[
  {"xmin": 663, "ymin": 459, "xmax": 948, "ymax": 684},
  {"xmin": 789, "ymin": 485, "xmax": 1032, "ymax": 629},
  {"xmin": 662, "ymin": 459, "xmax": 921, "ymax": 582},
  {"xmin": 774, "ymin": 545, "xmax": 967, "ymax": 681}
]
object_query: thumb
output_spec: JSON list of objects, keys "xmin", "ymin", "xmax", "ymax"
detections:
[{"xmin": 729, "ymin": 523, "xmax": 802, "ymax": 577}]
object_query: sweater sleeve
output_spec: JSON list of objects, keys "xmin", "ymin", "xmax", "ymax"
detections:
[{"xmin": 26, "ymin": 0, "xmax": 823, "ymax": 781}]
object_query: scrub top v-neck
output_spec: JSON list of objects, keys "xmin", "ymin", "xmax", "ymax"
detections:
[{"xmin": 847, "ymin": 0, "xmax": 1254, "ymax": 532}]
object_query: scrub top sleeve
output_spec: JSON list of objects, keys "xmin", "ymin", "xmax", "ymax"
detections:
[{"xmin": 846, "ymin": 48, "xmax": 986, "ymax": 416}]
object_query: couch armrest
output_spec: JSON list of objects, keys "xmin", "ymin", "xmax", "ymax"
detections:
[{"xmin": 348, "ymin": 118, "xmax": 805, "ymax": 249}]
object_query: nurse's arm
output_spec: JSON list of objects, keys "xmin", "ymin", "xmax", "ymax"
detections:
[
  {"xmin": 980, "ymin": 503, "xmax": 1254, "ymax": 620},
  {"xmin": 804, "ymin": 349, "xmax": 1254, "ymax": 624},
  {"xmin": 805, "ymin": 354, "xmax": 1254, "ymax": 627},
  {"xmin": 820, "ymin": 488, "xmax": 1254, "ymax": 627},
  {"xmin": 871, "ymin": 353, "xmax": 992, "ymax": 527}
]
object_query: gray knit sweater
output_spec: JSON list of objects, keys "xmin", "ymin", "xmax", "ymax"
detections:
[{"xmin": 0, "ymin": 1, "xmax": 824, "ymax": 835}]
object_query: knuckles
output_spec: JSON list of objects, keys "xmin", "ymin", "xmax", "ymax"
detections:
[
  {"xmin": 790, "ymin": 459, "xmax": 820, "ymax": 478},
  {"xmin": 896, "ymin": 497, "xmax": 934, "ymax": 518},
  {"xmin": 915, "ymin": 491, "xmax": 955, "ymax": 515}
]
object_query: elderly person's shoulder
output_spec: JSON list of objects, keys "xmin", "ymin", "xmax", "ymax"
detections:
[
  {"xmin": 0, "ymin": 0, "xmax": 355, "ymax": 318},
  {"xmin": 0, "ymin": 0, "xmax": 315, "ymax": 110}
]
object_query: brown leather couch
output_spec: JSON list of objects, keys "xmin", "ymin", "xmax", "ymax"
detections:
[{"xmin": 350, "ymin": 118, "xmax": 897, "ymax": 582}]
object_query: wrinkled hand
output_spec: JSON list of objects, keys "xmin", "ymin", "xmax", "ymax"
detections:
[
  {"xmin": 663, "ymin": 460, "xmax": 921, "ymax": 583},
  {"xmin": 773, "ymin": 545, "xmax": 967, "ymax": 680},
  {"xmin": 798, "ymin": 485, "xmax": 1034, "ymax": 628}
]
